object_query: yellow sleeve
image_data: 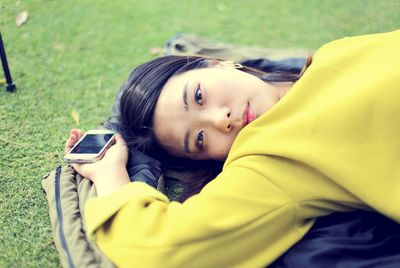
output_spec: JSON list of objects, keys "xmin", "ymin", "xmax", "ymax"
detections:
[{"xmin": 85, "ymin": 165, "xmax": 306, "ymax": 267}]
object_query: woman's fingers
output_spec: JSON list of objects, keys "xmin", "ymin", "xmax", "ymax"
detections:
[
  {"xmin": 72, "ymin": 129, "xmax": 84, "ymax": 140},
  {"xmin": 64, "ymin": 129, "xmax": 84, "ymax": 153},
  {"xmin": 65, "ymin": 136, "xmax": 75, "ymax": 153},
  {"xmin": 114, "ymin": 134, "xmax": 126, "ymax": 146}
]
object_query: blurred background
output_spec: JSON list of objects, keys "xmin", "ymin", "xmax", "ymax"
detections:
[{"xmin": 0, "ymin": 0, "xmax": 399, "ymax": 266}]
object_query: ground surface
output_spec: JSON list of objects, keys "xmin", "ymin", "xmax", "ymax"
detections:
[{"xmin": 0, "ymin": 0, "xmax": 399, "ymax": 266}]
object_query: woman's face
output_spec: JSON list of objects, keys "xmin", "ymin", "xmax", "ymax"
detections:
[{"xmin": 153, "ymin": 63, "xmax": 281, "ymax": 161}]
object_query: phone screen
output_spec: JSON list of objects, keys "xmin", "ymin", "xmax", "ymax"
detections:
[{"xmin": 70, "ymin": 134, "xmax": 114, "ymax": 154}]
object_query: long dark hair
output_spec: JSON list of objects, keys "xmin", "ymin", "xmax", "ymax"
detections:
[{"xmin": 118, "ymin": 55, "xmax": 303, "ymax": 201}]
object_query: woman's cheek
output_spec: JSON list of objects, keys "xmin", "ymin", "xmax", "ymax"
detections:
[{"xmin": 210, "ymin": 135, "xmax": 235, "ymax": 161}]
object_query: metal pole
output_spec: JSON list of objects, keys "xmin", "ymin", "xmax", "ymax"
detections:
[{"xmin": 0, "ymin": 32, "xmax": 16, "ymax": 92}]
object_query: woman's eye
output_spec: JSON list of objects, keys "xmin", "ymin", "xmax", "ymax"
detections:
[
  {"xmin": 194, "ymin": 84, "xmax": 203, "ymax": 106},
  {"xmin": 196, "ymin": 130, "xmax": 204, "ymax": 151}
]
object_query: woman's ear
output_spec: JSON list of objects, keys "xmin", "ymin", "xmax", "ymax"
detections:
[
  {"xmin": 207, "ymin": 59, "xmax": 243, "ymax": 69},
  {"xmin": 207, "ymin": 59, "xmax": 225, "ymax": 68}
]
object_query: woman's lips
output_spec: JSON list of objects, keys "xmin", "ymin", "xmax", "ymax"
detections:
[
  {"xmin": 243, "ymin": 103, "xmax": 256, "ymax": 127},
  {"xmin": 247, "ymin": 105, "xmax": 256, "ymax": 124}
]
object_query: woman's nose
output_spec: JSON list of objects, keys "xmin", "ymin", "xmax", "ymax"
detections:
[{"xmin": 207, "ymin": 107, "xmax": 232, "ymax": 132}]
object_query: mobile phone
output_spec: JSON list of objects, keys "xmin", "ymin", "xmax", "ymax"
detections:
[{"xmin": 64, "ymin": 129, "xmax": 116, "ymax": 163}]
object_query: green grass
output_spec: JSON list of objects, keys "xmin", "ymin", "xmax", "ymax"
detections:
[{"xmin": 0, "ymin": 0, "xmax": 399, "ymax": 266}]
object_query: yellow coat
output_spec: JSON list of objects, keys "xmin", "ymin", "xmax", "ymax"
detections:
[{"xmin": 85, "ymin": 30, "xmax": 400, "ymax": 267}]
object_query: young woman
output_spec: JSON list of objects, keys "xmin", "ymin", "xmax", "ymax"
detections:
[{"xmin": 66, "ymin": 30, "xmax": 400, "ymax": 267}]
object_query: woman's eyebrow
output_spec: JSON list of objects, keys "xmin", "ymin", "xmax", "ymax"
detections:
[
  {"xmin": 184, "ymin": 129, "xmax": 191, "ymax": 154},
  {"xmin": 183, "ymin": 81, "xmax": 189, "ymax": 111},
  {"xmin": 182, "ymin": 81, "xmax": 191, "ymax": 154}
]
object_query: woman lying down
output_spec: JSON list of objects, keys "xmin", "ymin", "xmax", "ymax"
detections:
[{"xmin": 65, "ymin": 30, "xmax": 400, "ymax": 267}]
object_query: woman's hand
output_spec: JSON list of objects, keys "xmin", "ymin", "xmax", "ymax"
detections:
[
  {"xmin": 64, "ymin": 129, "xmax": 129, "ymax": 182},
  {"xmin": 65, "ymin": 129, "xmax": 131, "ymax": 196}
]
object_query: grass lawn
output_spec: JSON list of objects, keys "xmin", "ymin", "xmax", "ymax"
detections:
[{"xmin": 0, "ymin": 0, "xmax": 399, "ymax": 266}]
